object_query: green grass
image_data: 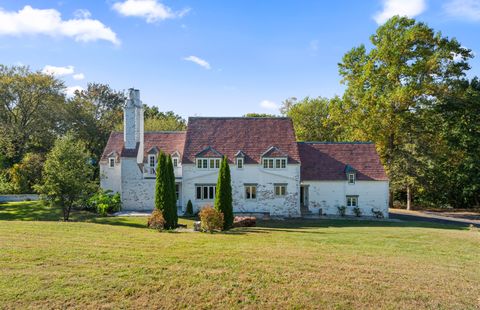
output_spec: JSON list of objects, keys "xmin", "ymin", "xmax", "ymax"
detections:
[{"xmin": 1, "ymin": 201, "xmax": 479, "ymax": 309}]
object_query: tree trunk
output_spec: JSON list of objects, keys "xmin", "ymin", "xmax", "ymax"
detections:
[{"xmin": 406, "ymin": 184, "xmax": 412, "ymax": 211}]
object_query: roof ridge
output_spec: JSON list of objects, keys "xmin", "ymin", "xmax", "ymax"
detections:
[
  {"xmin": 188, "ymin": 116, "xmax": 290, "ymax": 120},
  {"xmin": 299, "ymin": 141, "xmax": 374, "ymax": 144}
]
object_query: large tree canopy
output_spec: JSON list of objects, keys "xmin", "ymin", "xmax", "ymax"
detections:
[{"xmin": 336, "ymin": 16, "xmax": 472, "ymax": 207}]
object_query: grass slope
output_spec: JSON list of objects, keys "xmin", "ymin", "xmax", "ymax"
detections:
[{"xmin": 0, "ymin": 201, "xmax": 479, "ymax": 309}]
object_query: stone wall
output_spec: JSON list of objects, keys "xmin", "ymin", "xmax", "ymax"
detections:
[
  {"xmin": 304, "ymin": 180, "xmax": 389, "ymax": 218},
  {"xmin": 182, "ymin": 163, "xmax": 301, "ymax": 217}
]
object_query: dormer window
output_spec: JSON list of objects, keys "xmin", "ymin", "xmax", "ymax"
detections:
[
  {"xmin": 108, "ymin": 157, "xmax": 115, "ymax": 168},
  {"xmin": 148, "ymin": 155, "xmax": 156, "ymax": 168},
  {"xmin": 236, "ymin": 158, "xmax": 244, "ymax": 169},
  {"xmin": 173, "ymin": 157, "xmax": 179, "ymax": 167},
  {"xmin": 348, "ymin": 173, "xmax": 355, "ymax": 184},
  {"xmin": 196, "ymin": 158, "xmax": 220, "ymax": 169},
  {"xmin": 263, "ymin": 158, "xmax": 287, "ymax": 169}
]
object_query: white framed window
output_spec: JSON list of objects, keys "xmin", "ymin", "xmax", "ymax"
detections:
[
  {"xmin": 274, "ymin": 184, "xmax": 287, "ymax": 196},
  {"xmin": 108, "ymin": 157, "xmax": 115, "ymax": 168},
  {"xmin": 173, "ymin": 157, "xmax": 179, "ymax": 167},
  {"xmin": 346, "ymin": 196, "xmax": 358, "ymax": 207},
  {"xmin": 244, "ymin": 185, "xmax": 256, "ymax": 200},
  {"xmin": 175, "ymin": 184, "xmax": 180, "ymax": 201},
  {"xmin": 196, "ymin": 158, "xmax": 220, "ymax": 169},
  {"xmin": 237, "ymin": 158, "xmax": 244, "ymax": 169},
  {"xmin": 148, "ymin": 155, "xmax": 156, "ymax": 168},
  {"xmin": 263, "ymin": 158, "xmax": 274, "ymax": 169},
  {"xmin": 195, "ymin": 184, "xmax": 216, "ymax": 200},
  {"xmin": 263, "ymin": 158, "xmax": 287, "ymax": 169},
  {"xmin": 348, "ymin": 173, "xmax": 355, "ymax": 184}
]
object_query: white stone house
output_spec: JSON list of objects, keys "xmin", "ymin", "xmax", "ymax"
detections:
[{"xmin": 100, "ymin": 89, "xmax": 389, "ymax": 218}]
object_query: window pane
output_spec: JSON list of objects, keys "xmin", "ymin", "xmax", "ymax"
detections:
[
  {"xmin": 216, "ymin": 159, "xmax": 220, "ymax": 168},
  {"xmin": 263, "ymin": 159, "xmax": 268, "ymax": 168},
  {"xmin": 209, "ymin": 186, "xmax": 214, "ymax": 199},
  {"xmin": 202, "ymin": 186, "xmax": 208, "ymax": 199},
  {"xmin": 173, "ymin": 158, "xmax": 178, "ymax": 167},
  {"xmin": 269, "ymin": 159, "xmax": 274, "ymax": 168},
  {"xmin": 109, "ymin": 159, "xmax": 114, "ymax": 167},
  {"xmin": 245, "ymin": 186, "xmax": 251, "ymax": 199},
  {"xmin": 251, "ymin": 186, "xmax": 256, "ymax": 199},
  {"xmin": 203, "ymin": 159, "xmax": 208, "ymax": 169},
  {"xmin": 275, "ymin": 159, "xmax": 280, "ymax": 168},
  {"xmin": 196, "ymin": 187, "xmax": 201, "ymax": 199},
  {"xmin": 282, "ymin": 186, "xmax": 286, "ymax": 195},
  {"xmin": 197, "ymin": 160, "xmax": 201, "ymax": 168},
  {"xmin": 281, "ymin": 159, "xmax": 286, "ymax": 168}
]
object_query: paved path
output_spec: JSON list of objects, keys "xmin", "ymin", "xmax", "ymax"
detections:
[{"xmin": 389, "ymin": 209, "xmax": 480, "ymax": 227}]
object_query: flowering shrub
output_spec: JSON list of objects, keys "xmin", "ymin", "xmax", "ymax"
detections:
[
  {"xmin": 148, "ymin": 209, "xmax": 166, "ymax": 230},
  {"xmin": 233, "ymin": 216, "xmax": 256, "ymax": 227},
  {"xmin": 199, "ymin": 206, "xmax": 224, "ymax": 232}
]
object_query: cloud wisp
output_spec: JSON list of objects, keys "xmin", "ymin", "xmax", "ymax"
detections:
[
  {"xmin": 260, "ymin": 100, "xmax": 279, "ymax": 111},
  {"xmin": 183, "ymin": 56, "xmax": 211, "ymax": 70},
  {"xmin": 113, "ymin": 0, "xmax": 189, "ymax": 23},
  {"xmin": 373, "ymin": 0, "xmax": 426, "ymax": 24},
  {"xmin": 0, "ymin": 5, "xmax": 119, "ymax": 45},
  {"xmin": 42, "ymin": 65, "xmax": 85, "ymax": 81},
  {"xmin": 444, "ymin": 0, "xmax": 480, "ymax": 21}
]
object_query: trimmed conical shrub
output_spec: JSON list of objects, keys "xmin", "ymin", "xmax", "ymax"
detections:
[
  {"xmin": 215, "ymin": 156, "xmax": 233, "ymax": 230},
  {"xmin": 154, "ymin": 152, "xmax": 178, "ymax": 229},
  {"xmin": 165, "ymin": 155, "xmax": 178, "ymax": 228}
]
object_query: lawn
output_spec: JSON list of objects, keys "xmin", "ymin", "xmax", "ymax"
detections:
[{"xmin": 0, "ymin": 201, "xmax": 479, "ymax": 309}]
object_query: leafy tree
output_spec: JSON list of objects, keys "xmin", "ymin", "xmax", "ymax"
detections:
[
  {"xmin": 64, "ymin": 83, "xmax": 125, "ymax": 162},
  {"xmin": 215, "ymin": 156, "xmax": 233, "ymax": 230},
  {"xmin": 337, "ymin": 16, "xmax": 472, "ymax": 208},
  {"xmin": 8, "ymin": 153, "xmax": 44, "ymax": 194},
  {"xmin": 243, "ymin": 113, "xmax": 278, "ymax": 117},
  {"xmin": 0, "ymin": 65, "xmax": 66, "ymax": 165},
  {"xmin": 282, "ymin": 96, "xmax": 345, "ymax": 141},
  {"xmin": 35, "ymin": 133, "xmax": 95, "ymax": 221},
  {"xmin": 143, "ymin": 106, "xmax": 187, "ymax": 131}
]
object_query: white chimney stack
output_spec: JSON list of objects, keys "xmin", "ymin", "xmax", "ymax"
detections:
[{"xmin": 124, "ymin": 88, "xmax": 144, "ymax": 155}]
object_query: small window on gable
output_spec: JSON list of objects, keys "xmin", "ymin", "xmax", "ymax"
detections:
[
  {"xmin": 347, "ymin": 196, "xmax": 358, "ymax": 207},
  {"xmin": 173, "ymin": 157, "xmax": 179, "ymax": 167},
  {"xmin": 197, "ymin": 158, "xmax": 220, "ymax": 169},
  {"xmin": 148, "ymin": 155, "xmax": 156, "ymax": 167},
  {"xmin": 348, "ymin": 173, "xmax": 355, "ymax": 184},
  {"xmin": 109, "ymin": 158, "xmax": 115, "ymax": 168},
  {"xmin": 237, "ymin": 158, "xmax": 244, "ymax": 169}
]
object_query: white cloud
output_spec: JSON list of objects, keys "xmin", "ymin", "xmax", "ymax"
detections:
[
  {"xmin": 72, "ymin": 73, "xmax": 85, "ymax": 80},
  {"xmin": 65, "ymin": 85, "xmax": 83, "ymax": 97},
  {"xmin": 373, "ymin": 0, "xmax": 426, "ymax": 24},
  {"xmin": 260, "ymin": 100, "xmax": 278, "ymax": 110},
  {"xmin": 112, "ymin": 0, "xmax": 189, "ymax": 23},
  {"xmin": 74, "ymin": 9, "xmax": 91, "ymax": 19},
  {"xmin": 183, "ymin": 56, "xmax": 211, "ymax": 70},
  {"xmin": 0, "ymin": 5, "xmax": 119, "ymax": 45},
  {"xmin": 42, "ymin": 65, "xmax": 74, "ymax": 76},
  {"xmin": 444, "ymin": 0, "xmax": 480, "ymax": 21}
]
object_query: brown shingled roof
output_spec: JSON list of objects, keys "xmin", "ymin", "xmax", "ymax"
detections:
[
  {"xmin": 182, "ymin": 117, "xmax": 300, "ymax": 164},
  {"xmin": 100, "ymin": 131, "xmax": 186, "ymax": 162},
  {"xmin": 298, "ymin": 142, "xmax": 388, "ymax": 181}
]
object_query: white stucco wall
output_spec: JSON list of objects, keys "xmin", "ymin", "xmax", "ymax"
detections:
[
  {"xmin": 120, "ymin": 158, "xmax": 155, "ymax": 210},
  {"xmin": 99, "ymin": 162, "xmax": 122, "ymax": 194},
  {"xmin": 181, "ymin": 163, "xmax": 301, "ymax": 217},
  {"xmin": 304, "ymin": 180, "xmax": 389, "ymax": 218}
]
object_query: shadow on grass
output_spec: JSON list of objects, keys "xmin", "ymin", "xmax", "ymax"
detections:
[{"xmin": 1, "ymin": 201, "xmax": 471, "ymax": 233}]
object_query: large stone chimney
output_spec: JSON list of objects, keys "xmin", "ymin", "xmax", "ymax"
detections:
[{"xmin": 124, "ymin": 89, "xmax": 144, "ymax": 160}]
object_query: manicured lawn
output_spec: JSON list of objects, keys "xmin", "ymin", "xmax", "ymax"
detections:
[{"xmin": 0, "ymin": 201, "xmax": 479, "ymax": 309}]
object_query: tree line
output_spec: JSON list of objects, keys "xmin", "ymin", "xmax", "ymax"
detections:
[
  {"xmin": 0, "ymin": 66, "xmax": 186, "ymax": 194},
  {"xmin": 282, "ymin": 17, "xmax": 479, "ymax": 209}
]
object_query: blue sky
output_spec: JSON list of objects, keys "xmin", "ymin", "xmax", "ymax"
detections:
[{"xmin": 1, "ymin": 0, "xmax": 479, "ymax": 118}]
